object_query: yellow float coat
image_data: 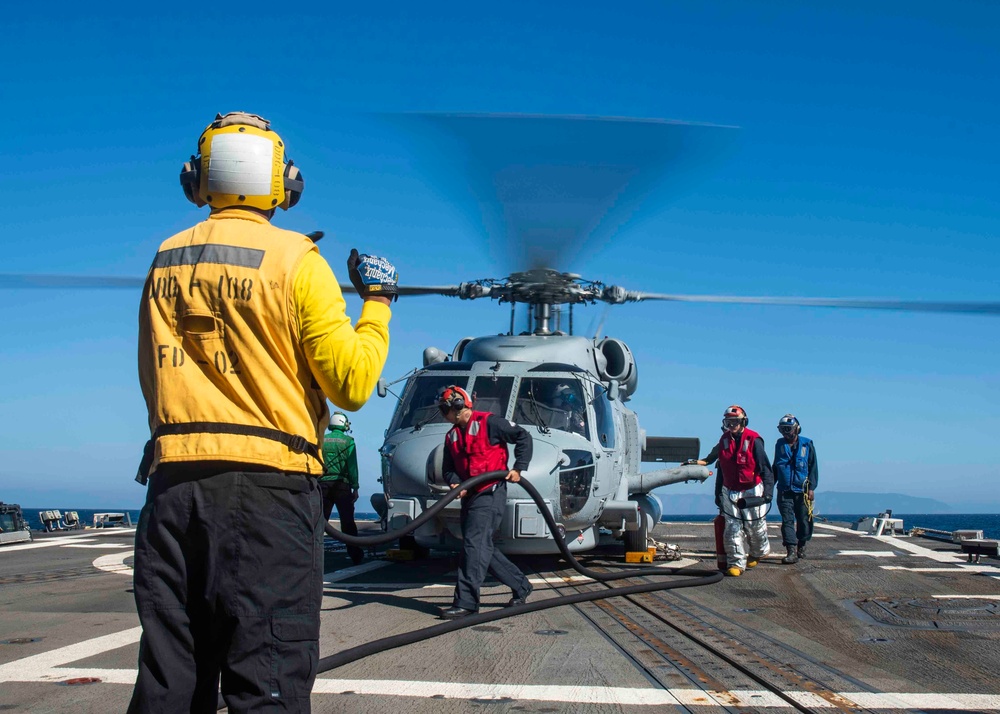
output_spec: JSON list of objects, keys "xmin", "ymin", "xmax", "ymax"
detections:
[{"xmin": 139, "ymin": 209, "xmax": 390, "ymax": 475}]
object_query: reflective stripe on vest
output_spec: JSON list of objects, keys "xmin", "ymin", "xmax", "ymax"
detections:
[
  {"xmin": 718, "ymin": 428, "xmax": 761, "ymax": 491},
  {"xmin": 139, "ymin": 211, "xmax": 327, "ymax": 474},
  {"xmin": 445, "ymin": 411, "xmax": 509, "ymax": 493}
]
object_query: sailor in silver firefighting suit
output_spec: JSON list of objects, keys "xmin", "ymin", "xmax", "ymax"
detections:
[{"xmin": 697, "ymin": 405, "xmax": 774, "ymax": 575}]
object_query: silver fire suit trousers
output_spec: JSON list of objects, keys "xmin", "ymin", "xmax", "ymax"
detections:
[{"xmin": 721, "ymin": 481, "xmax": 770, "ymax": 571}]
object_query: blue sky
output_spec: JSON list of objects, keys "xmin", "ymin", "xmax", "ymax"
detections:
[{"xmin": 1, "ymin": 2, "xmax": 998, "ymax": 511}]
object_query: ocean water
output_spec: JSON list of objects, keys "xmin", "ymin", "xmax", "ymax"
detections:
[
  {"xmin": 21, "ymin": 509, "xmax": 386, "ymax": 532},
  {"xmin": 661, "ymin": 513, "xmax": 1000, "ymax": 540},
  {"xmin": 18, "ymin": 508, "xmax": 1000, "ymax": 541}
]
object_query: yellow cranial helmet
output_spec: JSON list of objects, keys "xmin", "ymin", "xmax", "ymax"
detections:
[{"xmin": 179, "ymin": 112, "xmax": 304, "ymax": 212}]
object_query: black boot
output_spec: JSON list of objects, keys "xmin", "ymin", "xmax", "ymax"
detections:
[
  {"xmin": 797, "ymin": 543, "xmax": 806, "ymax": 559},
  {"xmin": 781, "ymin": 545, "xmax": 798, "ymax": 564}
]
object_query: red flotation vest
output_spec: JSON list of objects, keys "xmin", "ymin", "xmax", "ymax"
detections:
[
  {"xmin": 718, "ymin": 428, "xmax": 762, "ymax": 491},
  {"xmin": 445, "ymin": 411, "xmax": 509, "ymax": 494}
]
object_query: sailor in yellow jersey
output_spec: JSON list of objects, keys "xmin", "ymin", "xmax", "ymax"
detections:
[{"xmin": 129, "ymin": 112, "xmax": 396, "ymax": 713}]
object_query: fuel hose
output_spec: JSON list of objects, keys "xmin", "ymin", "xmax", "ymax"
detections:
[
  {"xmin": 217, "ymin": 470, "xmax": 721, "ymax": 710},
  {"xmin": 319, "ymin": 471, "xmax": 721, "ymax": 666}
]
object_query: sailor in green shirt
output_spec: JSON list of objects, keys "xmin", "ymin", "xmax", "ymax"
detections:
[{"xmin": 321, "ymin": 412, "xmax": 364, "ymax": 565}]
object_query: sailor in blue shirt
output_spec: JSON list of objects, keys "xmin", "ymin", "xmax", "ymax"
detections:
[{"xmin": 773, "ymin": 414, "xmax": 818, "ymax": 564}]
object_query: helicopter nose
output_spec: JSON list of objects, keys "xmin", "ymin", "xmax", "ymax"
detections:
[
  {"xmin": 384, "ymin": 431, "xmax": 450, "ymax": 495},
  {"xmin": 510, "ymin": 439, "xmax": 562, "ymax": 490}
]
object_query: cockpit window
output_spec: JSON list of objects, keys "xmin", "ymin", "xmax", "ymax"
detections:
[
  {"xmin": 592, "ymin": 384, "xmax": 615, "ymax": 448},
  {"xmin": 468, "ymin": 376, "xmax": 514, "ymax": 418},
  {"xmin": 390, "ymin": 375, "xmax": 470, "ymax": 431},
  {"xmin": 514, "ymin": 378, "xmax": 589, "ymax": 438}
]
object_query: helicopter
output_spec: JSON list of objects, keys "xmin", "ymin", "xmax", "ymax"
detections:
[
  {"xmin": 346, "ymin": 113, "xmax": 1000, "ymax": 559},
  {"xmin": 3, "ymin": 113, "xmax": 998, "ymax": 560}
]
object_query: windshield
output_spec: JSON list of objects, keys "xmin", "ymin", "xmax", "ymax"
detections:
[
  {"xmin": 389, "ymin": 374, "xmax": 515, "ymax": 432},
  {"xmin": 514, "ymin": 377, "xmax": 589, "ymax": 438},
  {"xmin": 468, "ymin": 376, "xmax": 514, "ymax": 418},
  {"xmin": 390, "ymin": 375, "xmax": 470, "ymax": 431},
  {"xmin": 592, "ymin": 384, "xmax": 616, "ymax": 448}
]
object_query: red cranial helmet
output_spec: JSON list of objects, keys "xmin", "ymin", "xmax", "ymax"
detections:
[
  {"xmin": 723, "ymin": 404, "xmax": 748, "ymax": 427},
  {"xmin": 439, "ymin": 385, "xmax": 473, "ymax": 410}
]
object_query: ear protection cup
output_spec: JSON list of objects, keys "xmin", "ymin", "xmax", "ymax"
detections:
[
  {"xmin": 179, "ymin": 158, "xmax": 205, "ymax": 207},
  {"xmin": 280, "ymin": 162, "xmax": 304, "ymax": 210}
]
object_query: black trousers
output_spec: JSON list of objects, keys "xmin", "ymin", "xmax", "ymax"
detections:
[
  {"xmin": 778, "ymin": 489, "xmax": 811, "ymax": 547},
  {"xmin": 319, "ymin": 480, "xmax": 363, "ymax": 564},
  {"xmin": 128, "ymin": 468, "xmax": 324, "ymax": 714},
  {"xmin": 453, "ymin": 482, "xmax": 531, "ymax": 612}
]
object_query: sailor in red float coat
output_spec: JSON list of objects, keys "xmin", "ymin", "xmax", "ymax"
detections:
[
  {"xmin": 436, "ymin": 386, "xmax": 534, "ymax": 619},
  {"xmin": 444, "ymin": 411, "xmax": 514, "ymax": 494},
  {"xmin": 697, "ymin": 405, "xmax": 774, "ymax": 575}
]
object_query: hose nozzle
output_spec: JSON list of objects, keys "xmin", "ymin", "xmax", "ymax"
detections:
[{"xmin": 736, "ymin": 495, "xmax": 768, "ymax": 509}]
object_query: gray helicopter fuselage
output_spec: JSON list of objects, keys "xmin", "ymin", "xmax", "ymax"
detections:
[{"xmin": 379, "ymin": 334, "xmax": 708, "ymax": 554}]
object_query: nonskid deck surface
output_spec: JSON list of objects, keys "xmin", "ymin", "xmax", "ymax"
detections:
[{"xmin": 1, "ymin": 521, "xmax": 998, "ymax": 713}]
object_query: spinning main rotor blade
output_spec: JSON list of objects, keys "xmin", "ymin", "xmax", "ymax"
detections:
[
  {"xmin": 381, "ymin": 112, "xmax": 737, "ymax": 273},
  {"xmin": 0, "ymin": 273, "xmax": 463, "ymax": 297},
  {"xmin": 4, "ymin": 273, "xmax": 994, "ymax": 316},
  {"xmin": 627, "ymin": 292, "xmax": 1000, "ymax": 315},
  {"xmin": 391, "ymin": 285, "xmax": 462, "ymax": 297},
  {"xmin": 0, "ymin": 233, "xmax": 329, "ymax": 290},
  {"xmin": 0, "ymin": 274, "xmax": 146, "ymax": 289},
  {"xmin": 340, "ymin": 284, "xmax": 463, "ymax": 297}
]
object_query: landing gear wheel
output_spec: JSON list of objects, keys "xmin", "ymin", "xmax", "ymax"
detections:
[{"xmin": 623, "ymin": 519, "xmax": 648, "ymax": 555}]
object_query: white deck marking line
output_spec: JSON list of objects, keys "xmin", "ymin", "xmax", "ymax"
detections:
[
  {"xmin": 932, "ymin": 594, "xmax": 1000, "ymax": 600},
  {"xmin": 881, "ymin": 565, "xmax": 1000, "ymax": 574},
  {"xmin": 0, "ymin": 626, "xmax": 142, "ymax": 683},
  {"xmin": 323, "ymin": 559, "xmax": 392, "ymax": 583},
  {"xmin": 93, "ymin": 552, "xmax": 133, "ymax": 576},
  {"xmin": 837, "ymin": 550, "xmax": 895, "ymax": 557},
  {"xmin": 871, "ymin": 535, "xmax": 968, "ymax": 563},
  {"xmin": 813, "ymin": 523, "xmax": 864, "ymax": 535},
  {"xmin": 816, "ymin": 523, "xmax": 997, "ymax": 572},
  {"xmin": 6, "ymin": 662, "xmax": 1000, "ymax": 711},
  {"xmin": 0, "ymin": 529, "xmax": 136, "ymax": 553},
  {"xmin": 1, "ymin": 625, "xmax": 997, "ymax": 711}
]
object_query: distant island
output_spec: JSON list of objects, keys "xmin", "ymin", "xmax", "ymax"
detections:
[{"xmin": 657, "ymin": 491, "xmax": 976, "ymax": 515}]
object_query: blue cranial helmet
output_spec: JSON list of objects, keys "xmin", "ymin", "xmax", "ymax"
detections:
[{"xmin": 777, "ymin": 413, "xmax": 800, "ymax": 435}]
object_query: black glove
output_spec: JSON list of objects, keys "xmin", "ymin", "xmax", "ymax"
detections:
[{"xmin": 347, "ymin": 249, "xmax": 399, "ymax": 302}]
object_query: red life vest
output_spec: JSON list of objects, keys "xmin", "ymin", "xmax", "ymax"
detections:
[
  {"xmin": 718, "ymin": 428, "xmax": 762, "ymax": 491},
  {"xmin": 445, "ymin": 411, "xmax": 510, "ymax": 493}
]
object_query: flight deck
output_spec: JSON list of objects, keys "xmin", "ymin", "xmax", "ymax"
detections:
[{"xmin": 1, "ymin": 519, "xmax": 998, "ymax": 713}]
